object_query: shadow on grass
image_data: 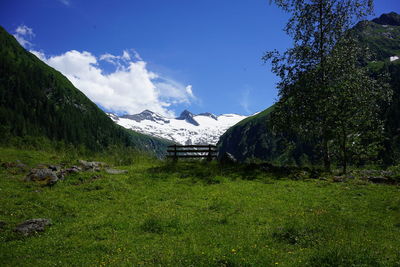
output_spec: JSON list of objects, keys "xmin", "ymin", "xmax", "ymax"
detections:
[
  {"xmin": 307, "ymin": 245, "xmax": 383, "ymax": 267},
  {"xmin": 147, "ymin": 160, "xmax": 323, "ymax": 184},
  {"xmin": 140, "ymin": 216, "xmax": 182, "ymax": 234}
]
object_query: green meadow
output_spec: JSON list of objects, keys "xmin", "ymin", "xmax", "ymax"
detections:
[{"xmin": 0, "ymin": 147, "xmax": 399, "ymax": 266}]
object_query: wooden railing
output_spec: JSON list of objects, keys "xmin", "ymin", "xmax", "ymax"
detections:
[{"xmin": 167, "ymin": 144, "xmax": 217, "ymax": 161}]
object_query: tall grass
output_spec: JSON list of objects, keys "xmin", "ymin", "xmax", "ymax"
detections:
[{"xmin": 0, "ymin": 148, "xmax": 399, "ymax": 266}]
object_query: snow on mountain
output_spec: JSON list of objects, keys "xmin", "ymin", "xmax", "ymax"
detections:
[{"xmin": 107, "ymin": 110, "xmax": 248, "ymax": 145}]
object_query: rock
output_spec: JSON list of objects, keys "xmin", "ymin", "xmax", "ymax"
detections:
[
  {"xmin": 14, "ymin": 218, "xmax": 51, "ymax": 236},
  {"xmin": 78, "ymin": 160, "xmax": 106, "ymax": 171},
  {"xmin": 333, "ymin": 176, "xmax": 346, "ymax": 183},
  {"xmin": 1, "ymin": 162, "xmax": 16, "ymax": 169},
  {"xmin": 219, "ymin": 152, "xmax": 237, "ymax": 164},
  {"xmin": 64, "ymin": 166, "xmax": 82, "ymax": 174},
  {"xmin": 105, "ymin": 168, "xmax": 128, "ymax": 174},
  {"xmin": 1, "ymin": 161, "xmax": 28, "ymax": 173},
  {"xmin": 26, "ymin": 168, "xmax": 58, "ymax": 186},
  {"xmin": 48, "ymin": 165, "xmax": 61, "ymax": 172},
  {"xmin": 16, "ymin": 163, "xmax": 28, "ymax": 171}
]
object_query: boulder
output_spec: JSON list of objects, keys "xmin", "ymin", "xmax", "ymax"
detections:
[
  {"xmin": 78, "ymin": 160, "xmax": 106, "ymax": 171},
  {"xmin": 26, "ymin": 168, "xmax": 58, "ymax": 186},
  {"xmin": 48, "ymin": 165, "xmax": 61, "ymax": 172},
  {"xmin": 64, "ymin": 166, "xmax": 82, "ymax": 174},
  {"xmin": 219, "ymin": 152, "xmax": 237, "ymax": 164},
  {"xmin": 16, "ymin": 163, "xmax": 28, "ymax": 171},
  {"xmin": 1, "ymin": 162, "xmax": 16, "ymax": 169},
  {"xmin": 105, "ymin": 168, "xmax": 128, "ymax": 174},
  {"xmin": 333, "ymin": 176, "xmax": 346, "ymax": 183},
  {"xmin": 14, "ymin": 218, "xmax": 51, "ymax": 236}
]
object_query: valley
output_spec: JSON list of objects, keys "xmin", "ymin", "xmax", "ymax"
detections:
[{"xmin": 1, "ymin": 2, "xmax": 400, "ymax": 266}]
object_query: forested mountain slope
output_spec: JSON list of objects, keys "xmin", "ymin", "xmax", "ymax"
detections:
[
  {"xmin": 218, "ymin": 12, "xmax": 400, "ymax": 164},
  {"xmin": 0, "ymin": 26, "xmax": 171, "ymax": 156}
]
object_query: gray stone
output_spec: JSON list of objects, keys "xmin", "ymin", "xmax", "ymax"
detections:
[
  {"xmin": 14, "ymin": 218, "xmax": 52, "ymax": 236},
  {"xmin": 333, "ymin": 176, "xmax": 346, "ymax": 183},
  {"xmin": 26, "ymin": 168, "xmax": 58, "ymax": 186},
  {"xmin": 105, "ymin": 168, "xmax": 128, "ymax": 174},
  {"xmin": 16, "ymin": 163, "xmax": 28, "ymax": 169},
  {"xmin": 65, "ymin": 166, "xmax": 82, "ymax": 174},
  {"xmin": 1, "ymin": 162, "xmax": 16, "ymax": 169},
  {"xmin": 48, "ymin": 165, "xmax": 61, "ymax": 172},
  {"xmin": 78, "ymin": 160, "xmax": 106, "ymax": 171}
]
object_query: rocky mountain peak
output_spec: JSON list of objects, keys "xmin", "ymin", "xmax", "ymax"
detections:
[
  {"xmin": 198, "ymin": 112, "xmax": 218, "ymax": 120},
  {"xmin": 122, "ymin": 110, "xmax": 170, "ymax": 123},
  {"xmin": 372, "ymin": 12, "xmax": 400, "ymax": 26},
  {"xmin": 176, "ymin": 110, "xmax": 199, "ymax": 126}
]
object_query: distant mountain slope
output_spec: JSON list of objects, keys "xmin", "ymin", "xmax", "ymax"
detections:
[
  {"xmin": 108, "ymin": 110, "xmax": 248, "ymax": 145},
  {"xmin": 352, "ymin": 12, "xmax": 400, "ymax": 61},
  {"xmin": 0, "ymin": 26, "xmax": 171, "ymax": 156},
  {"xmin": 217, "ymin": 12, "xmax": 400, "ymax": 164},
  {"xmin": 217, "ymin": 106, "xmax": 279, "ymax": 162}
]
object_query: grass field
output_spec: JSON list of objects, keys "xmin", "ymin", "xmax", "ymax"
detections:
[{"xmin": 0, "ymin": 147, "xmax": 399, "ymax": 266}]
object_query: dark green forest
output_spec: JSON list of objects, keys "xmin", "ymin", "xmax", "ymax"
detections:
[{"xmin": 0, "ymin": 26, "xmax": 171, "ymax": 156}]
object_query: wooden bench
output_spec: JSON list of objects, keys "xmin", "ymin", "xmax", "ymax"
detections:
[{"xmin": 167, "ymin": 144, "xmax": 217, "ymax": 161}]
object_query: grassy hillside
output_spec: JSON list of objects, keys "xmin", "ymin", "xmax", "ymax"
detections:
[
  {"xmin": 0, "ymin": 148, "xmax": 399, "ymax": 266},
  {"xmin": 353, "ymin": 12, "xmax": 400, "ymax": 61},
  {"xmin": 0, "ymin": 26, "xmax": 171, "ymax": 156},
  {"xmin": 217, "ymin": 105, "xmax": 284, "ymax": 163}
]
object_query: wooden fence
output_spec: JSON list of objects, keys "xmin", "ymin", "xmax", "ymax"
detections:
[{"xmin": 167, "ymin": 144, "xmax": 217, "ymax": 161}]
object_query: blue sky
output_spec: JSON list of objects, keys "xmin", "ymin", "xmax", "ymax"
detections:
[{"xmin": 1, "ymin": 0, "xmax": 399, "ymax": 117}]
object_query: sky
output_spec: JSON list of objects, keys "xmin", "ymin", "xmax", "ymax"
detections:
[{"xmin": 1, "ymin": 0, "xmax": 399, "ymax": 117}]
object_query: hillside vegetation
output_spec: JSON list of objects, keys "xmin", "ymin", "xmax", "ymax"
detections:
[
  {"xmin": 0, "ymin": 26, "xmax": 171, "ymax": 156},
  {"xmin": 218, "ymin": 12, "xmax": 400, "ymax": 166},
  {"xmin": 0, "ymin": 148, "xmax": 399, "ymax": 266}
]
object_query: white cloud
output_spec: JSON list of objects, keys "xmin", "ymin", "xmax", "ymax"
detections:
[
  {"xmin": 122, "ymin": 50, "xmax": 131, "ymax": 61},
  {"xmin": 240, "ymin": 87, "xmax": 251, "ymax": 114},
  {"xmin": 13, "ymin": 25, "xmax": 35, "ymax": 48},
  {"xmin": 132, "ymin": 50, "xmax": 143, "ymax": 61},
  {"xmin": 58, "ymin": 0, "xmax": 70, "ymax": 6},
  {"xmin": 32, "ymin": 49, "xmax": 196, "ymax": 117},
  {"xmin": 185, "ymin": 85, "xmax": 194, "ymax": 98}
]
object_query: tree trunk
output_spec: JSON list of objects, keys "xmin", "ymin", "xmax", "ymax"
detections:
[
  {"xmin": 342, "ymin": 128, "xmax": 347, "ymax": 174},
  {"xmin": 323, "ymin": 137, "xmax": 331, "ymax": 172}
]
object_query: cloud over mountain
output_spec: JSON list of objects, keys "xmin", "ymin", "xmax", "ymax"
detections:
[
  {"xmin": 17, "ymin": 26, "xmax": 195, "ymax": 117},
  {"xmin": 31, "ymin": 49, "xmax": 195, "ymax": 117},
  {"xmin": 13, "ymin": 25, "xmax": 35, "ymax": 48}
]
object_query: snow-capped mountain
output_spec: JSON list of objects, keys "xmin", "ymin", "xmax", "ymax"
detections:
[{"xmin": 107, "ymin": 110, "xmax": 248, "ymax": 145}]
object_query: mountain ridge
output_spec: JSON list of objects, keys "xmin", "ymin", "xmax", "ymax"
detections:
[{"xmin": 108, "ymin": 109, "xmax": 248, "ymax": 145}]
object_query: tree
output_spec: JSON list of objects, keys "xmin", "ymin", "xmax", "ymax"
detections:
[
  {"xmin": 322, "ymin": 37, "xmax": 391, "ymax": 173},
  {"xmin": 263, "ymin": 0, "xmax": 389, "ymax": 172}
]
